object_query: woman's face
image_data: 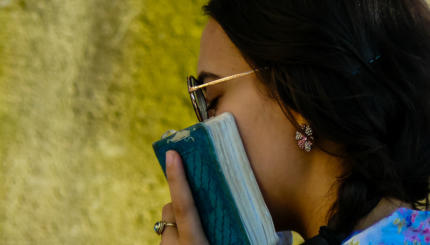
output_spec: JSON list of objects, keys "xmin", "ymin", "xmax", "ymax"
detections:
[{"xmin": 196, "ymin": 18, "xmax": 319, "ymax": 231}]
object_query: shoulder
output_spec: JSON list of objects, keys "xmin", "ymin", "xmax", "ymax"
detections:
[
  {"xmin": 276, "ymin": 230, "xmax": 293, "ymax": 245},
  {"xmin": 342, "ymin": 208, "xmax": 430, "ymax": 245}
]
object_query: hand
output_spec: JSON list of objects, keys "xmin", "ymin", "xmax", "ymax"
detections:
[{"xmin": 160, "ymin": 150, "xmax": 209, "ymax": 245}]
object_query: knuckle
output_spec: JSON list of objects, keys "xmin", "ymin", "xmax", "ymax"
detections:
[
  {"xmin": 162, "ymin": 203, "xmax": 173, "ymax": 214},
  {"xmin": 173, "ymin": 202, "xmax": 190, "ymax": 218},
  {"xmin": 162, "ymin": 202, "xmax": 173, "ymax": 219}
]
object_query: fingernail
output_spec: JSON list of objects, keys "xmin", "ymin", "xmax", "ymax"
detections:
[{"xmin": 166, "ymin": 151, "xmax": 174, "ymax": 167}]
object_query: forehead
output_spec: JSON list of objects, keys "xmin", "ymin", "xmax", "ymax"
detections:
[{"xmin": 197, "ymin": 18, "xmax": 251, "ymax": 77}]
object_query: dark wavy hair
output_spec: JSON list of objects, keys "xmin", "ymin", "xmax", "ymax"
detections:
[{"xmin": 203, "ymin": 0, "xmax": 430, "ymax": 241}]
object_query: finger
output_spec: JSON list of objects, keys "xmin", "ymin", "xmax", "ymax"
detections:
[
  {"xmin": 165, "ymin": 150, "xmax": 206, "ymax": 242},
  {"xmin": 160, "ymin": 202, "xmax": 178, "ymax": 245}
]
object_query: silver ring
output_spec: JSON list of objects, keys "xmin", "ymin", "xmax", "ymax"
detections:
[{"xmin": 154, "ymin": 220, "xmax": 177, "ymax": 235}]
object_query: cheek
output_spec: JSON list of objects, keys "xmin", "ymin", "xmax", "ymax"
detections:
[{"xmin": 216, "ymin": 86, "xmax": 306, "ymax": 217}]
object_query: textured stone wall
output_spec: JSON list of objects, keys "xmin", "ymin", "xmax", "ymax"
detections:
[{"xmin": 0, "ymin": 0, "xmax": 205, "ymax": 244}]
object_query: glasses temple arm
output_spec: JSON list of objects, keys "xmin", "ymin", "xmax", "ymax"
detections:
[{"xmin": 189, "ymin": 69, "xmax": 259, "ymax": 93}]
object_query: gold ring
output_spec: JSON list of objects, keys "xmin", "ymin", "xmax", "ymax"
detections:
[{"xmin": 154, "ymin": 220, "xmax": 177, "ymax": 235}]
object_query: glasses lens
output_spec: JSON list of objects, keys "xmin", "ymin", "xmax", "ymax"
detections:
[{"xmin": 187, "ymin": 76, "xmax": 208, "ymax": 122}]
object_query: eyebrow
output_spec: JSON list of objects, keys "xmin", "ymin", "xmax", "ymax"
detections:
[{"xmin": 197, "ymin": 71, "xmax": 221, "ymax": 84}]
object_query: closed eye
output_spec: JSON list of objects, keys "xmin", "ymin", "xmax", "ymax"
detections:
[{"xmin": 207, "ymin": 96, "xmax": 220, "ymax": 118}]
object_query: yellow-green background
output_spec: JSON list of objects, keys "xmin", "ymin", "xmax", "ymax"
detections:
[{"xmin": 0, "ymin": 0, "xmax": 204, "ymax": 244}]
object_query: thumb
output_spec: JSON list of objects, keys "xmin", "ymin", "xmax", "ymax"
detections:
[{"xmin": 165, "ymin": 150, "xmax": 208, "ymax": 244}]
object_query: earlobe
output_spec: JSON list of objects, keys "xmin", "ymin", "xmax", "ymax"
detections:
[{"xmin": 289, "ymin": 109, "xmax": 309, "ymax": 126}]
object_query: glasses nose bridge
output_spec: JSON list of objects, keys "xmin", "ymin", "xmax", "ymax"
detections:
[{"xmin": 187, "ymin": 75, "xmax": 208, "ymax": 122}]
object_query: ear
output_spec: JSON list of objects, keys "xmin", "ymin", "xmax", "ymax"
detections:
[
  {"xmin": 274, "ymin": 99, "xmax": 310, "ymax": 130},
  {"xmin": 289, "ymin": 109, "xmax": 310, "ymax": 127}
]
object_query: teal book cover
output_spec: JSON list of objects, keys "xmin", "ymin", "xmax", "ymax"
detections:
[{"xmin": 152, "ymin": 121, "xmax": 251, "ymax": 245}]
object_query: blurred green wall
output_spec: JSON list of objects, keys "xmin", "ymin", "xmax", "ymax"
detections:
[{"xmin": 0, "ymin": 0, "xmax": 205, "ymax": 244}]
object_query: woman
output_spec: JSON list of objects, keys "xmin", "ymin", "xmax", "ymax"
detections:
[{"xmin": 157, "ymin": 0, "xmax": 430, "ymax": 244}]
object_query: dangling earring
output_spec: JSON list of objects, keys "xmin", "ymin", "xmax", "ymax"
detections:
[{"xmin": 295, "ymin": 124, "xmax": 314, "ymax": 152}]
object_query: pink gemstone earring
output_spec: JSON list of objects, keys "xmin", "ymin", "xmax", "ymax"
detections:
[{"xmin": 295, "ymin": 124, "xmax": 314, "ymax": 152}]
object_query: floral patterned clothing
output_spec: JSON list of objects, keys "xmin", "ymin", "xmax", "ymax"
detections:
[{"xmin": 342, "ymin": 208, "xmax": 430, "ymax": 245}]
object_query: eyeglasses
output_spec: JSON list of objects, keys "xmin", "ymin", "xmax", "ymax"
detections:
[{"xmin": 187, "ymin": 69, "xmax": 258, "ymax": 122}]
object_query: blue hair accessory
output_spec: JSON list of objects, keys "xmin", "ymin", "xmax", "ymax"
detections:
[
  {"xmin": 369, "ymin": 55, "xmax": 381, "ymax": 63},
  {"xmin": 352, "ymin": 54, "xmax": 382, "ymax": 76}
]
